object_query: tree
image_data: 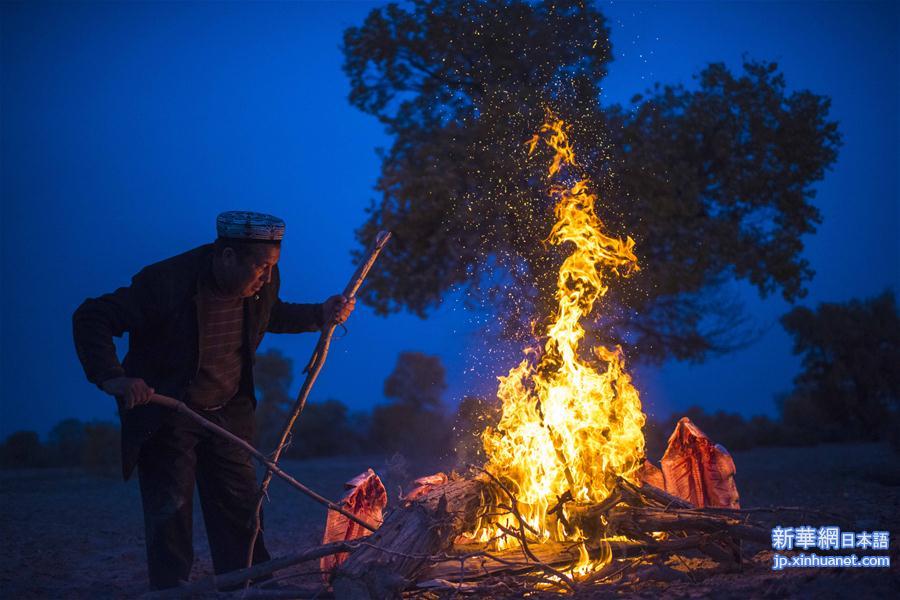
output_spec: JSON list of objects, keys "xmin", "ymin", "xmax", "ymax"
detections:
[
  {"xmin": 343, "ymin": 0, "xmax": 840, "ymax": 362},
  {"xmin": 47, "ymin": 418, "xmax": 86, "ymax": 468},
  {"xmin": 287, "ymin": 399, "xmax": 364, "ymax": 458},
  {"xmin": 253, "ymin": 349, "xmax": 294, "ymax": 451},
  {"xmin": 0, "ymin": 431, "xmax": 46, "ymax": 468},
  {"xmin": 383, "ymin": 351, "xmax": 447, "ymax": 407},
  {"xmin": 371, "ymin": 352, "xmax": 450, "ymax": 458},
  {"xmin": 81, "ymin": 421, "xmax": 120, "ymax": 476},
  {"xmin": 254, "ymin": 349, "xmax": 365, "ymax": 457},
  {"xmin": 779, "ymin": 291, "xmax": 900, "ymax": 442},
  {"xmin": 671, "ymin": 406, "xmax": 786, "ymax": 452}
]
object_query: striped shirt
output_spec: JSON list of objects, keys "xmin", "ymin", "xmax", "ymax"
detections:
[{"xmin": 187, "ymin": 285, "xmax": 245, "ymax": 409}]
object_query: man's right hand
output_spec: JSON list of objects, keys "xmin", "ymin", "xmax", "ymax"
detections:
[{"xmin": 101, "ymin": 376, "xmax": 155, "ymax": 410}]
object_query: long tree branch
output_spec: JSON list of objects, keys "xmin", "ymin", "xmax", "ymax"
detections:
[
  {"xmin": 144, "ymin": 538, "xmax": 367, "ymax": 599},
  {"xmin": 148, "ymin": 394, "xmax": 378, "ymax": 531},
  {"xmin": 244, "ymin": 231, "xmax": 392, "ymax": 573}
]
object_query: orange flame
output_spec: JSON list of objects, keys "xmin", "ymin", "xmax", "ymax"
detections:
[{"xmin": 479, "ymin": 114, "xmax": 646, "ymax": 574}]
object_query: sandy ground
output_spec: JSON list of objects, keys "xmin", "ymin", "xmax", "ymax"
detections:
[{"xmin": 1, "ymin": 444, "xmax": 898, "ymax": 598}]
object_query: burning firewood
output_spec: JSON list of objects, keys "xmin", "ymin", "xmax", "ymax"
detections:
[
  {"xmin": 325, "ymin": 469, "xmax": 767, "ymax": 599},
  {"xmin": 322, "ymin": 414, "xmax": 752, "ymax": 598}
]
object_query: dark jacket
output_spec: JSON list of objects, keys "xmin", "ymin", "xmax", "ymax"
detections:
[{"xmin": 72, "ymin": 243, "xmax": 324, "ymax": 479}]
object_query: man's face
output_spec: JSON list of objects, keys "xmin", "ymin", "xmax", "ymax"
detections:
[{"xmin": 222, "ymin": 244, "xmax": 281, "ymax": 298}]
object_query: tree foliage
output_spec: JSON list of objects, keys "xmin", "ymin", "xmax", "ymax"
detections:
[
  {"xmin": 47, "ymin": 418, "xmax": 87, "ymax": 468},
  {"xmin": 253, "ymin": 348, "xmax": 294, "ymax": 451},
  {"xmin": 372, "ymin": 351, "xmax": 450, "ymax": 458},
  {"xmin": 0, "ymin": 431, "xmax": 46, "ymax": 468},
  {"xmin": 643, "ymin": 406, "xmax": 787, "ymax": 460},
  {"xmin": 343, "ymin": 0, "xmax": 840, "ymax": 362},
  {"xmin": 383, "ymin": 351, "xmax": 447, "ymax": 407},
  {"xmin": 81, "ymin": 421, "xmax": 120, "ymax": 476},
  {"xmin": 289, "ymin": 399, "xmax": 365, "ymax": 458},
  {"xmin": 779, "ymin": 291, "xmax": 900, "ymax": 442},
  {"xmin": 0, "ymin": 420, "xmax": 119, "ymax": 474}
]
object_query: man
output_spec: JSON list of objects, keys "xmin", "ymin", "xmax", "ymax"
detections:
[{"xmin": 72, "ymin": 211, "xmax": 354, "ymax": 589}]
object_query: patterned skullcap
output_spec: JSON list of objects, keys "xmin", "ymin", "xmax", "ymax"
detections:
[{"xmin": 216, "ymin": 211, "xmax": 285, "ymax": 242}]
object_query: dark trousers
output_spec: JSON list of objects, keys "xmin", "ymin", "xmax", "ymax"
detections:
[{"xmin": 136, "ymin": 398, "xmax": 270, "ymax": 590}]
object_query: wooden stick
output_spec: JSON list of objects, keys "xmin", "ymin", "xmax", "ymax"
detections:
[
  {"xmin": 245, "ymin": 231, "xmax": 392, "ymax": 571},
  {"xmin": 628, "ymin": 478, "xmax": 694, "ymax": 510},
  {"xmin": 474, "ymin": 466, "xmax": 576, "ymax": 591},
  {"xmin": 148, "ymin": 394, "xmax": 378, "ymax": 532},
  {"xmin": 423, "ymin": 535, "xmax": 719, "ymax": 585},
  {"xmin": 230, "ymin": 589, "xmax": 332, "ymax": 599},
  {"xmin": 143, "ymin": 538, "xmax": 365, "ymax": 598},
  {"xmin": 605, "ymin": 505, "xmax": 770, "ymax": 545}
]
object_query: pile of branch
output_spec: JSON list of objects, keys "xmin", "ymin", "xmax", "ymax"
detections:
[
  {"xmin": 153, "ymin": 472, "xmax": 774, "ymax": 599},
  {"xmin": 413, "ymin": 474, "xmax": 770, "ymax": 596}
]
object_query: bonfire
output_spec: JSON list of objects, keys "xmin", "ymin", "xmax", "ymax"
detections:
[
  {"xmin": 322, "ymin": 115, "xmax": 752, "ymax": 599},
  {"xmin": 152, "ymin": 116, "xmax": 770, "ymax": 600}
]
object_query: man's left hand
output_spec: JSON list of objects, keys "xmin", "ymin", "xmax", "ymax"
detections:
[{"xmin": 324, "ymin": 294, "xmax": 355, "ymax": 325}]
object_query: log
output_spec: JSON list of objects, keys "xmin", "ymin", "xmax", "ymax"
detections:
[
  {"xmin": 421, "ymin": 534, "xmax": 731, "ymax": 584},
  {"xmin": 145, "ymin": 538, "xmax": 363, "ymax": 599},
  {"xmin": 234, "ymin": 589, "xmax": 332, "ymax": 599},
  {"xmin": 605, "ymin": 505, "xmax": 769, "ymax": 545},
  {"xmin": 630, "ymin": 479, "xmax": 695, "ymax": 509},
  {"xmin": 331, "ymin": 475, "xmax": 486, "ymax": 600}
]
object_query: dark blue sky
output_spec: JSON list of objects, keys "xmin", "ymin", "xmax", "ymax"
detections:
[{"xmin": 1, "ymin": 1, "xmax": 897, "ymax": 437}]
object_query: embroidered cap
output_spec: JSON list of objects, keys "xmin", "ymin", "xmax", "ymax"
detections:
[{"xmin": 216, "ymin": 211, "xmax": 285, "ymax": 242}]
